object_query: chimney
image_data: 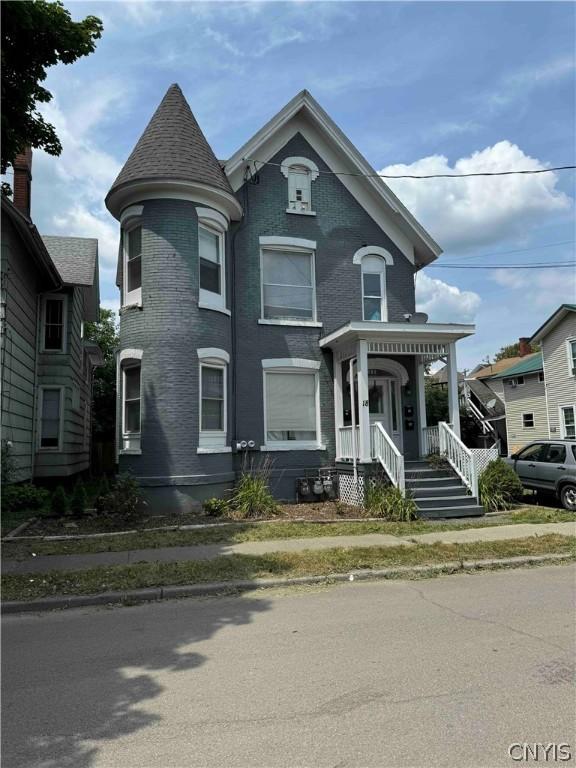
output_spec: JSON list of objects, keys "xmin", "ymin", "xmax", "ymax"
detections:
[
  {"xmin": 12, "ymin": 148, "xmax": 33, "ymax": 217},
  {"xmin": 518, "ymin": 337, "xmax": 531, "ymax": 357}
]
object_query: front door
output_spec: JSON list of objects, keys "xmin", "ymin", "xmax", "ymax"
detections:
[{"xmin": 368, "ymin": 376, "xmax": 402, "ymax": 452}]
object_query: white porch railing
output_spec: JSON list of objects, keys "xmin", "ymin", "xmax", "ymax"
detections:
[
  {"xmin": 372, "ymin": 422, "xmax": 405, "ymax": 493},
  {"xmin": 422, "ymin": 424, "xmax": 453, "ymax": 455},
  {"xmin": 338, "ymin": 426, "xmax": 359, "ymax": 460},
  {"xmin": 438, "ymin": 421, "xmax": 476, "ymax": 496}
]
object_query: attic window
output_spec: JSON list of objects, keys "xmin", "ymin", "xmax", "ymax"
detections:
[{"xmin": 280, "ymin": 157, "xmax": 319, "ymax": 215}]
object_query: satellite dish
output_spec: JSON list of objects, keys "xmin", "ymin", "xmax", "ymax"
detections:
[
  {"xmin": 411, "ymin": 312, "xmax": 429, "ymax": 324},
  {"xmin": 487, "ymin": 399, "xmax": 497, "ymax": 409}
]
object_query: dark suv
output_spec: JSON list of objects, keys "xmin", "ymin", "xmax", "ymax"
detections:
[{"xmin": 505, "ymin": 440, "xmax": 576, "ymax": 512}]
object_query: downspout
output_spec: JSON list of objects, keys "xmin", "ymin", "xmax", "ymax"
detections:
[
  {"xmin": 31, "ymin": 294, "xmax": 42, "ymax": 478},
  {"xmin": 349, "ymin": 358, "xmax": 357, "ymax": 486}
]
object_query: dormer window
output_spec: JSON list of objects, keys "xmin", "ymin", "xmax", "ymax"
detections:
[{"xmin": 280, "ymin": 157, "xmax": 319, "ymax": 216}]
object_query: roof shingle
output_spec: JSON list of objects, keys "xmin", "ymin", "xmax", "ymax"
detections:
[{"xmin": 41, "ymin": 236, "xmax": 98, "ymax": 286}]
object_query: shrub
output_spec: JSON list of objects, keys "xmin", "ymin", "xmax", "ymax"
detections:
[
  {"xmin": 364, "ymin": 481, "xmax": 418, "ymax": 522},
  {"xmin": 50, "ymin": 486, "xmax": 69, "ymax": 517},
  {"xmin": 70, "ymin": 480, "xmax": 87, "ymax": 517},
  {"xmin": 202, "ymin": 497, "xmax": 230, "ymax": 516},
  {"xmin": 1, "ymin": 441, "xmax": 16, "ymax": 485},
  {"xmin": 228, "ymin": 457, "xmax": 277, "ymax": 520},
  {"xmin": 478, "ymin": 458, "xmax": 523, "ymax": 512},
  {"xmin": 95, "ymin": 473, "xmax": 142, "ymax": 519},
  {"xmin": 3, "ymin": 483, "xmax": 49, "ymax": 513}
]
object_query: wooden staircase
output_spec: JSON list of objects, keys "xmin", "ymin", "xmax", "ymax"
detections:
[{"xmin": 404, "ymin": 460, "xmax": 485, "ymax": 519}]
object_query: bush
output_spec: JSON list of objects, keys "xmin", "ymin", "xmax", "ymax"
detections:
[
  {"xmin": 95, "ymin": 473, "xmax": 142, "ymax": 519},
  {"xmin": 202, "ymin": 497, "xmax": 230, "ymax": 516},
  {"xmin": 2, "ymin": 483, "xmax": 49, "ymax": 513},
  {"xmin": 364, "ymin": 482, "xmax": 418, "ymax": 522},
  {"xmin": 478, "ymin": 458, "xmax": 523, "ymax": 512},
  {"xmin": 70, "ymin": 480, "xmax": 88, "ymax": 517},
  {"xmin": 51, "ymin": 486, "xmax": 69, "ymax": 517},
  {"xmin": 1, "ymin": 441, "xmax": 16, "ymax": 485},
  {"xmin": 228, "ymin": 458, "xmax": 277, "ymax": 520},
  {"xmin": 426, "ymin": 453, "xmax": 448, "ymax": 469}
]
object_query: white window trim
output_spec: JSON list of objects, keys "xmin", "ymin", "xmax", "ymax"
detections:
[
  {"xmin": 522, "ymin": 412, "xmax": 535, "ymax": 428},
  {"xmin": 40, "ymin": 294, "xmax": 68, "ymax": 354},
  {"xmin": 259, "ymin": 237, "xmax": 318, "ymax": 325},
  {"xmin": 261, "ymin": 363, "xmax": 324, "ymax": 451},
  {"xmin": 280, "ymin": 157, "xmax": 319, "ymax": 216},
  {"xmin": 199, "ymin": 361, "xmax": 227, "ymax": 448},
  {"xmin": 122, "ymin": 220, "xmax": 143, "ymax": 308},
  {"xmin": 360, "ymin": 256, "xmax": 388, "ymax": 322},
  {"xmin": 566, "ymin": 338, "xmax": 576, "ymax": 377},
  {"xmin": 37, "ymin": 385, "xmax": 65, "ymax": 452},
  {"xmin": 121, "ymin": 361, "xmax": 142, "ymax": 454},
  {"xmin": 559, "ymin": 404, "xmax": 576, "ymax": 439},
  {"xmin": 197, "ymin": 347, "xmax": 230, "ymax": 364},
  {"xmin": 352, "ymin": 246, "xmax": 394, "ymax": 265},
  {"xmin": 198, "ymin": 209, "xmax": 227, "ymax": 313}
]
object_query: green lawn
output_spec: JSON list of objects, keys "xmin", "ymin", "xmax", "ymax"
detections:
[{"xmin": 3, "ymin": 534, "xmax": 574, "ymax": 602}]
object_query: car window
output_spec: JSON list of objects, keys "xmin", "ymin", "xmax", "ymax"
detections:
[
  {"xmin": 516, "ymin": 443, "xmax": 546, "ymax": 461},
  {"xmin": 572, "ymin": 445, "xmax": 576, "ymax": 463},
  {"xmin": 541, "ymin": 445, "xmax": 566, "ymax": 464}
]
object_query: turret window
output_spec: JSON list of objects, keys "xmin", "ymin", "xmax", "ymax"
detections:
[
  {"xmin": 123, "ymin": 224, "xmax": 142, "ymax": 306},
  {"xmin": 197, "ymin": 348, "xmax": 230, "ymax": 452},
  {"xmin": 197, "ymin": 208, "xmax": 228, "ymax": 314}
]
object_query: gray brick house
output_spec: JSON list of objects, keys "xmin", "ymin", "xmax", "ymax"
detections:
[{"xmin": 106, "ymin": 85, "xmax": 477, "ymax": 512}]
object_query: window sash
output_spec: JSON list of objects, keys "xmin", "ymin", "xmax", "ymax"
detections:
[
  {"xmin": 43, "ymin": 298, "xmax": 65, "ymax": 351},
  {"xmin": 261, "ymin": 249, "xmax": 315, "ymax": 320},
  {"xmin": 40, "ymin": 389, "xmax": 62, "ymax": 448},
  {"xmin": 265, "ymin": 371, "xmax": 318, "ymax": 443},
  {"xmin": 124, "ymin": 226, "xmax": 142, "ymax": 301},
  {"xmin": 561, "ymin": 406, "xmax": 576, "ymax": 438},
  {"xmin": 570, "ymin": 340, "xmax": 576, "ymax": 371},
  {"xmin": 361, "ymin": 258, "xmax": 386, "ymax": 322},
  {"xmin": 123, "ymin": 366, "xmax": 141, "ymax": 434},
  {"xmin": 522, "ymin": 413, "xmax": 534, "ymax": 427},
  {"xmin": 200, "ymin": 365, "xmax": 225, "ymax": 433}
]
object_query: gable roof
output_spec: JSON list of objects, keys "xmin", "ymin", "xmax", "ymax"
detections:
[
  {"xmin": 105, "ymin": 84, "xmax": 234, "ymax": 216},
  {"xmin": 224, "ymin": 90, "xmax": 441, "ymax": 268},
  {"xmin": 530, "ymin": 304, "xmax": 576, "ymax": 343},
  {"xmin": 469, "ymin": 356, "xmax": 525, "ymax": 380},
  {"xmin": 493, "ymin": 352, "xmax": 543, "ymax": 379},
  {"xmin": 41, "ymin": 236, "xmax": 100, "ymax": 321}
]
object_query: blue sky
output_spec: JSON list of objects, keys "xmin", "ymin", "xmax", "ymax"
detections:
[{"xmin": 25, "ymin": 0, "xmax": 576, "ymax": 370}]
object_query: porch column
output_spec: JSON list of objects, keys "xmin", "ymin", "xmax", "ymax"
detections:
[
  {"xmin": 357, "ymin": 339, "xmax": 371, "ymax": 461},
  {"xmin": 333, "ymin": 355, "xmax": 343, "ymax": 458},
  {"xmin": 447, "ymin": 342, "xmax": 461, "ymax": 437},
  {"xmin": 416, "ymin": 360, "xmax": 427, "ymax": 457}
]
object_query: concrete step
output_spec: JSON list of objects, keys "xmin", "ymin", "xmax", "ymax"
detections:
[
  {"xmin": 404, "ymin": 468, "xmax": 455, "ymax": 480},
  {"xmin": 406, "ymin": 477, "xmax": 462, "ymax": 489},
  {"xmin": 415, "ymin": 495, "xmax": 478, "ymax": 510},
  {"xmin": 411, "ymin": 485, "xmax": 466, "ymax": 499},
  {"xmin": 417, "ymin": 505, "xmax": 485, "ymax": 519}
]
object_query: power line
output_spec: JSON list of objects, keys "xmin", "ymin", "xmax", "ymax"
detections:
[
  {"xmin": 248, "ymin": 158, "xmax": 576, "ymax": 180},
  {"xmin": 445, "ymin": 240, "xmax": 575, "ymax": 262},
  {"xmin": 430, "ymin": 262, "xmax": 576, "ymax": 269}
]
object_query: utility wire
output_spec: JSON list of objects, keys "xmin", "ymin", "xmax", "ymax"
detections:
[
  {"xmin": 430, "ymin": 262, "xmax": 576, "ymax": 269},
  {"xmin": 247, "ymin": 158, "xmax": 576, "ymax": 180},
  {"xmin": 444, "ymin": 240, "xmax": 575, "ymax": 262}
]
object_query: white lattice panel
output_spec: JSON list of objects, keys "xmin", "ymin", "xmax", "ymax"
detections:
[
  {"xmin": 471, "ymin": 448, "xmax": 499, "ymax": 478},
  {"xmin": 338, "ymin": 474, "xmax": 365, "ymax": 506}
]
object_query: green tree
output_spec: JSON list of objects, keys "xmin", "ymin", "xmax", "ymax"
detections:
[
  {"xmin": 425, "ymin": 383, "xmax": 449, "ymax": 425},
  {"xmin": 85, "ymin": 308, "xmax": 118, "ymax": 440},
  {"xmin": 1, "ymin": 1, "xmax": 102, "ymax": 178},
  {"xmin": 494, "ymin": 341, "xmax": 536, "ymax": 362}
]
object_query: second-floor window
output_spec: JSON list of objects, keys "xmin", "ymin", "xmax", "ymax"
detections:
[
  {"xmin": 124, "ymin": 225, "xmax": 142, "ymax": 306},
  {"xmin": 261, "ymin": 247, "xmax": 315, "ymax": 322},
  {"xmin": 361, "ymin": 255, "xmax": 387, "ymax": 322},
  {"xmin": 199, "ymin": 224, "xmax": 225, "ymax": 309},
  {"xmin": 123, "ymin": 364, "xmax": 141, "ymax": 436},
  {"xmin": 569, "ymin": 339, "xmax": 576, "ymax": 376},
  {"xmin": 41, "ymin": 295, "xmax": 67, "ymax": 352}
]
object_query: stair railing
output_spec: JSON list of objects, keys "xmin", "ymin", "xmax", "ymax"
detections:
[
  {"xmin": 372, "ymin": 422, "xmax": 405, "ymax": 494},
  {"xmin": 438, "ymin": 421, "xmax": 477, "ymax": 497}
]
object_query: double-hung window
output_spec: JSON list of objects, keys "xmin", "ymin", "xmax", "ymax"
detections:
[
  {"xmin": 560, "ymin": 405, "xmax": 575, "ymax": 439},
  {"xmin": 41, "ymin": 295, "xmax": 67, "ymax": 352},
  {"xmin": 362, "ymin": 256, "xmax": 386, "ymax": 322},
  {"xmin": 198, "ymin": 208, "xmax": 227, "ymax": 312},
  {"xmin": 122, "ymin": 363, "xmax": 141, "ymax": 451},
  {"xmin": 522, "ymin": 413, "xmax": 535, "ymax": 428},
  {"xmin": 198, "ymin": 348, "xmax": 229, "ymax": 451},
  {"xmin": 568, "ymin": 339, "xmax": 576, "ymax": 376},
  {"xmin": 39, "ymin": 387, "xmax": 64, "ymax": 450},
  {"xmin": 262, "ymin": 360, "xmax": 322, "ymax": 450},
  {"xmin": 261, "ymin": 244, "xmax": 316, "ymax": 322},
  {"xmin": 124, "ymin": 225, "xmax": 142, "ymax": 306}
]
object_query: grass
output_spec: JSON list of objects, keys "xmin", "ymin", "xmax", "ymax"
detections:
[
  {"xmin": 3, "ymin": 534, "xmax": 574, "ymax": 602},
  {"xmin": 2, "ymin": 505, "xmax": 573, "ymax": 561}
]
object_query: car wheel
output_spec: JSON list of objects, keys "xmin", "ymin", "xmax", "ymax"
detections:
[{"xmin": 559, "ymin": 484, "xmax": 576, "ymax": 512}]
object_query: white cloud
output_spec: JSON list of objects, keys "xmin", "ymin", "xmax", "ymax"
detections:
[
  {"xmin": 380, "ymin": 141, "xmax": 571, "ymax": 252},
  {"xmin": 486, "ymin": 55, "xmax": 575, "ymax": 111},
  {"xmin": 490, "ymin": 267, "xmax": 576, "ymax": 312},
  {"xmin": 416, "ymin": 272, "xmax": 481, "ymax": 323}
]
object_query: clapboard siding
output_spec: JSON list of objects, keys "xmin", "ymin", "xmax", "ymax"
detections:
[
  {"xmin": 1, "ymin": 220, "xmax": 39, "ymax": 482},
  {"xmin": 502, "ymin": 372, "xmax": 548, "ymax": 451},
  {"xmin": 542, "ymin": 312, "xmax": 576, "ymax": 437}
]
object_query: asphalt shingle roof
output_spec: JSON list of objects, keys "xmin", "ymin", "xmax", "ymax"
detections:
[
  {"xmin": 41, "ymin": 236, "xmax": 98, "ymax": 286},
  {"xmin": 493, "ymin": 352, "xmax": 543, "ymax": 379},
  {"xmin": 106, "ymin": 84, "xmax": 233, "ymax": 201}
]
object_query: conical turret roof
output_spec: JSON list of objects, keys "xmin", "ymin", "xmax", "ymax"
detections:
[{"xmin": 106, "ymin": 84, "xmax": 233, "ymax": 209}]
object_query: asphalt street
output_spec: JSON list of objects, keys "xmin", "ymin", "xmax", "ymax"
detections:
[{"xmin": 2, "ymin": 565, "xmax": 575, "ymax": 768}]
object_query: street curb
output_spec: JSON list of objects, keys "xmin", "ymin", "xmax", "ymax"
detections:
[{"xmin": 2, "ymin": 552, "xmax": 573, "ymax": 615}]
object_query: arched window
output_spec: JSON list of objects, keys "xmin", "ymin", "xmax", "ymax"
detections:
[
  {"xmin": 353, "ymin": 246, "xmax": 394, "ymax": 322},
  {"xmin": 280, "ymin": 157, "xmax": 319, "ymax": 215}
]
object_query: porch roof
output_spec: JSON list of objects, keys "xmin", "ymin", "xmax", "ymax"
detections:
[{"xmin": 319, "ymin": 321, "xmax": 475, "ymax": 352}]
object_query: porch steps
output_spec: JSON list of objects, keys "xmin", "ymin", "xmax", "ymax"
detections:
[{"xmin": 404, "ymin": 461, "xmax": 485, "ymax": 519}]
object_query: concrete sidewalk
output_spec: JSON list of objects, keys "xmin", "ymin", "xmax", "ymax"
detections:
[{"xmin": 2, "ymin": 521, "xmax": 574, "ymax": 576}]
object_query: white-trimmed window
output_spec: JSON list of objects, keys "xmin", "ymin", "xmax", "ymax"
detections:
[
  {"xmin": 260, "ymin": 238, "xmax": 317, "ymax": 323},
  {"xmin": 522, "ymin": 412, "xmax": 535, "ymax": 428},
  {"xmin": 198, "ymin": 348, "xmax": 229, "ymax": 451},
  {"xmin": 362, "ymin": 256, "xmax": 386, "ymax": 322},
  {"xmin": 198, "ymin": 208, "xmax": 227, "ymax": 313},
  {"xmin": 262, "ymin": 360, "xmax": 322, "ymax": 450},
  {"xmin": 41, "ymin": 294, "xmax": 67, "ymax": 352},
  {"xmin": 568, "ymin": 339, "xmax": 576, "ymax": 376},
  {"xmin": 38, "ymin": 386, "xmax": 64, "ymax": 450},
  {"xmin": 123, "ymin": 224, "xmax": 142, "ymax": 306},
  {"xmin": 122, "ymin": 363, "xmax": 141, "ymax": 452},
  {"xmin": 560, "ymin": 405, "xmax": 575, "ymax": 439},
  {"xmin": 538, "ymin": 371, "xmax": 545, "ymax": 383},
  {"xmin": 280, "ymin": 157, "xmax": 319, "ymax": 215}
]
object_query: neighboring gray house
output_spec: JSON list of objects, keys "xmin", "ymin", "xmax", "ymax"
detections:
[
  {"xmin": 106, "ymin": 84, "xmax": 477, "ymax": 512},
  {"xmin": 1, "ymin": 150, "xmax": 102, "ymax": 482},
  {"xmin": 531, "ymin": 304, "xmax": 576, "ymax": 440}
]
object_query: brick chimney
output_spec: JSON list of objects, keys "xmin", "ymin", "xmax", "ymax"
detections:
[
  {"xmin": 518, "ymin": 337, "xmax": 532, "ymax": 357},
  {"xmin": 12, "ymin": 148, "xmax": 33, "ymax": 217}
]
